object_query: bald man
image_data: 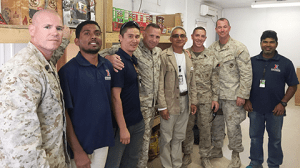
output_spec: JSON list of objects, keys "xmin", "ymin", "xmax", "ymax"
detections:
[{"xmin": 0, "ymin": 9, "xmax": 71, "ymax": 167}]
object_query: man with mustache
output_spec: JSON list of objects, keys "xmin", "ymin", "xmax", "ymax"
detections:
[
  {"xmin": 99, "ymin": 23, "xmax": 162, "ymax": 168},
  {"xmin": 0, "ymin": 9, "xmax": 71, "ymax": 167},
  {"xmin": 104, "ymin": 21, "xmax": 145, "ymax": 168},
  {"xmin": 157, "ymin": 26, "xmax": 197, "ymax": 168},
  {"xmin": 209, "ymin": 18, "xmax": 252, "ymax": 168},
  {"xmin": 182, "ymin": 27, "xmax": 220, "ymax": 168},
  {"xmin": 244, "ymin": 30, "xmax": 298, "ymax": 168},
  {"xmin": 58, "ymin": 20, "xmax": 115, "ymax": 168}
]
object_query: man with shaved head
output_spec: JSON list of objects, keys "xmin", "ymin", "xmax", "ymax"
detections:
[{"xmin": 0, "ymin": 9, "xmax": 71, "ymax": 167}]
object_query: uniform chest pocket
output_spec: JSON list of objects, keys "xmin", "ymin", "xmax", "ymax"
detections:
[{"xmin": 223, "ymin": 55, "xmax": 237, "ymax": 71}]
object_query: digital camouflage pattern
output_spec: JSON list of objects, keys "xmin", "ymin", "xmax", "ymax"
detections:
[
  {"xmin": 208, "ymin": 37, "xmax": 252, "ymax": 100},
  {"xmin": 0, "ymin": 40, "xmax": 70, "ymax": 168},
  {"xmin": 182, "ymin": 47, "xmax": 219, "ymax": 159},
  {"xmin": 99, "ymin": 40, "xmax": 161, "ymax": 168}
]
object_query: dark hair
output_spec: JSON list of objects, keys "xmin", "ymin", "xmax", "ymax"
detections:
[
  {"xmin": 216, "ymin": 18, "xmax": 230, "ymax": 28},
  {"xmin": 76, "ymin": 20, "xmax": 101, "ymax": 38},
  {"xmin": 120, "ymin": 21, "xmax": 140, "ymax": 36},
  {"xmin": 260, "ymin": 30, "xmax": 278, "ymax": 42},
  {"xmin": 145, "ymin": 23, "xmax": 160, "ymax": 30},
  {"xmin": 192, "ymin": 26, "xmax": 206, "ymax": 34}
]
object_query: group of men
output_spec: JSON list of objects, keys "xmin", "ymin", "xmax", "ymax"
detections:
[{"xmin": 0, "ymin": 9, "xmax": 298, "ymax": 168}]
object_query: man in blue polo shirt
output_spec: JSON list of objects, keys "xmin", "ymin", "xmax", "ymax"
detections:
[
  {"xmin": 105, "ymin": 21, "xmax": 145, "ymax": 168},
  {"xmin": 244, "ymin": 30, "xmax": 299, "ymax": 168},
  {"xmin": 58, "ymin": 20, "xmax": 114, "ymax": 168}
]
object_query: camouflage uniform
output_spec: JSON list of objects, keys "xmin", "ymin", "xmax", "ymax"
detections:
[
  {"xmin": 0, "ymin": 40, "xmax": 70, "ymax": 168},
  {"xmin": 182, "ymin": 47, "xmax": 219, "ymax": 158},
  {"xmin": 99, "ymin": 40, "xmax": 161, "ymax": 168},
  {"xmin": 208, "ymin": 37, "xmax": 252, "ymax": 153}
]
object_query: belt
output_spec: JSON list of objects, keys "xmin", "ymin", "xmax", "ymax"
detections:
[{"xmin": 180, "ymin": 91, "xmax": 188, "ymax": 96}]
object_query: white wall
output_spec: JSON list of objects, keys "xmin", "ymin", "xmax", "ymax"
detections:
[
  {"xmin": 113, "ymin": 0, "xmax": 221, "ymax": 48},
  {"xmin": 222, "ymin": 6, "xmax": 300, "ymax": 68}
]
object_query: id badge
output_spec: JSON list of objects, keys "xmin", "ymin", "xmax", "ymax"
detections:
[
  {"xmin": 179, "ymin": 75, "xmax": 183, "ymax": 85},
  {"xmin": 259, "ymin": 79, "xmax": 265, "ymax": 88}
]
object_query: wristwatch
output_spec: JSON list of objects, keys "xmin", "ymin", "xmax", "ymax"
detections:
[{"xmin": 280, "ymin": 101, "xmax": 287, "ymax": 107}]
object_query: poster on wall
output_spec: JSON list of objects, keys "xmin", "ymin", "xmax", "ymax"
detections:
[{"xmin": 63, "ymin": 0, "xmax": 89, "ymax": 28}]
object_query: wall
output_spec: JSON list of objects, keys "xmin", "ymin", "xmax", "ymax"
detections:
[{"xmin": 222, "ymin": 6, "xmax": 300, "ymax": 68}]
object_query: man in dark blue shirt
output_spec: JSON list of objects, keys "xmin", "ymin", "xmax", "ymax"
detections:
[
  {"xmin": 244, "ymin": 30, "xmax": 299, "ymax": 168},
  {"xmin": 105, "ymin": 21, "xmax": 145, "ymax": 168},
  {"xmin": 58, "ymin": 20, "xmax": 114, "ymax": 168}
]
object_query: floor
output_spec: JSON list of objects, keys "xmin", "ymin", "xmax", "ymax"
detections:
[{"xmin": 147, "ymin": 96, "xmax": 300, "ymax": 168}]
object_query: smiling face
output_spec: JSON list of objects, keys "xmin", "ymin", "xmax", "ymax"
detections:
[
  {"xmin": 215, "ymin": 19, "xmax": 231, "ymax": 39},
  {"xmin": 170, "ymin": 28, "xmax": 187, "ymax": 49},
  {"xmin": 142, "ymin": 26, "xmax": 161, "ymax": 50},
  {"xmin": 119, "ymin": 27, "xmax": 140, "ymax": 56},
  {"xmin": 191, "ymin": 29, "xmax": 207, "ymax": 48},
  {"xmin": 75, "ymin": 24, "xmax": 102, "ymax": 54},
  {"xmin": 29, "ymin": 10, "xmax": 63, "ymax": 60},
  {"xmin": 261, "ymin": 37, "xmax": 278, "ymax": 57}
]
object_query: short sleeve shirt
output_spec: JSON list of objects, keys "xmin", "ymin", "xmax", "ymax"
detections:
[
  {"xmin": 58, "ymin": 52, "xmax": 114, "ymax": 158},
  {"xmin": 250, "ymin": 51, "xmax": 299, "ymax": 113},
  {"xmin": 111, "ymin": 48, "xmax": 143, "ymax": 127}
]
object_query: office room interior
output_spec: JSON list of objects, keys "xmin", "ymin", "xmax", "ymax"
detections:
[{"xmin": 0, "ymin": 0, "xmax": 299, "ymax": 167}]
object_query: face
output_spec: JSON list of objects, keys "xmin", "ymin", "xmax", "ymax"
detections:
[
  {"xmin": 119, "ymin": 28, "xmax": 140, "ymax": 55},
  {"xmin": 170, "ymin": 28, "xmax": 187, "ymax": 49},
  {"xmin": 142, "ymin": 27, "xmax": 161, "ymax": 50},
  {"xmin": 260, "ymin": 38, "xmax": 278, "ymax": 56},
  {"xmin": 75, "ymin": 24, "xmax": 102, "ymax": 54},
  {"xmin": 191, "ymin": 29, "xmax": 207, "ymax": 48},
  {"xmin": 215, "ymin": 20, "xmax": 231, "ymax": 39},
  {"xmin": 30, "ymin": 12, "xmax": 63, "ymax": 60}
]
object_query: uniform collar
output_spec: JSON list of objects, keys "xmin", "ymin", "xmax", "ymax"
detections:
[
  {"xmin": 139, "ymin": 39, "xmax": 158, "ymax": 55},
  {"xmin": 75, "ymin": 51, "xmax": 105, "ymax": 67}
]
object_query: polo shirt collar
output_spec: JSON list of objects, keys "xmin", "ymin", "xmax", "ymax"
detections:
[
  {"xmin": 257, "ymin": 50, "xmax": 280, "ymax": 61},
  {"xmin": 75, "ymin": 51, "xmax": 105, "ymax": 67},
  {"xmin": 117, "ymin": 48, "xmax": 138, "ymax": 65}
]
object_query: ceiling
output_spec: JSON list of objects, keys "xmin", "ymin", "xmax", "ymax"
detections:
[{"xmin": 203, "ymin": 0, "xmax": 295, "ymax": 9}]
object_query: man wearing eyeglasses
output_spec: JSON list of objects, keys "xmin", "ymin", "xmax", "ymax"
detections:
[
  {"xmin": 181, "ymin": 27, "xmax": 220, "ymax": 168},
  {"xmin": 104, "ymin": 21, "xmax": 145, "ymax": 168},
  {"xmin": 208, "ymin": 18, "xmax": 252, "ymax": 168},
  {"xmin": 99, "ymin": 23, "xmax": 162, "ymax": 168},
  {"xmin": 157, "ymin": 26, "xmax": 197, "ymax": 168}
]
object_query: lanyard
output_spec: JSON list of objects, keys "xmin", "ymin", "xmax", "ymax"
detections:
[{"xmin": 262, "ymin": 60, "xmax": 272, "ymax": 80}]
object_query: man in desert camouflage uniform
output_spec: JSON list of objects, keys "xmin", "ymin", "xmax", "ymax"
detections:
[
  {"xmin": 181, "ymin": 27, "xmax": 220, "ymax": 168},
  {"xmin": 208, "ymin": 18, "xmax": 252, "ymax": 168},
  {"xmin": 99, "ymin": 23, "xmax": 162, "ymax": 168},
  {"xmin": 0, "ymin": 10, "xmax": 71, "ymax": 167}
]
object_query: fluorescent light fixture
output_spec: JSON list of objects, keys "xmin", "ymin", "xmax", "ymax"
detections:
[{"xmin": 251, "ymin": 1, "xmax": 300, "ymax": 8}]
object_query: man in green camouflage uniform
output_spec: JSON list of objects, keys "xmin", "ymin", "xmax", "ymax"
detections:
[
  {"xmin": 208, "ymin": 18, "xmax": 252, "ymax": 168},
  {"xmin": 181, "ymin": 27, "xmax": 220, "ymax": 168},
  {"xmin": 99, "ymin": 23, "xmax": 162, "ymax": 168},
  {"xmin": 0, "ymin": 10, "xmax": 71, "ymax": 167}
]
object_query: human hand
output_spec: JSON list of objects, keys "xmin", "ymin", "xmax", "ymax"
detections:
[
  {"xmin": 74, "ymin": 150, "xmax": 91, "ymax": 168},
  {"xmin": 62, "ymin": 25, "xmax": 72, "ymax": 40},
  {"xmin": 211, "ymin": 101, "xmax": 219, "ymax": 112},
  {"xmin": 236, "ymin": 97, "xmax": 245, "ymax": 106},
  {"xmin": 191, "ymin": 104, "xmax": 197, "ymax": 115},
  {"xmin": 105, "ymin": 54, "xmax": 124, "ymax": 72},
  {"xmin": 120, "ymin": 128, "xmax": 130, "ymax": 144},
  {"xmin": 244, "ymin": 99, "xmax": 253, "ymax": 112},
  {"xmin": 160, "ymin": 109, "xmax": 170, "ymax": 120},
  {"xmin": 185, "ymin": 49, "xmax": 191, "ymax": 59},
  {"xmin": 272, "ymin": 103, "xmax": 285, "ymax": 116}
]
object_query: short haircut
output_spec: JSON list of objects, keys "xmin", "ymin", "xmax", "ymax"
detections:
[
  {"xmin": 192, "ymin": 26, "xmax": 206, "ymax": 34},
  {"xmin": 260, "ymin": 30, "xmax": 278, "ymax": 42},
  {"xmin": 216, "ymin": 18, "xmax": 230, "ymax": 28},
  {"xmin": 120, "ymin": 21, "xmax": 140, "ymax": 36},
  {"xmin": 170, "ymin": 26, "xmax": 186, "ymax": 37},
  {"xmin": 76, "ymin": 20, "xmax": 101, "ymax": 38},
  {"xmin": 145, "ymin": 23, "xmax": 161, "ymax": 30}
]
